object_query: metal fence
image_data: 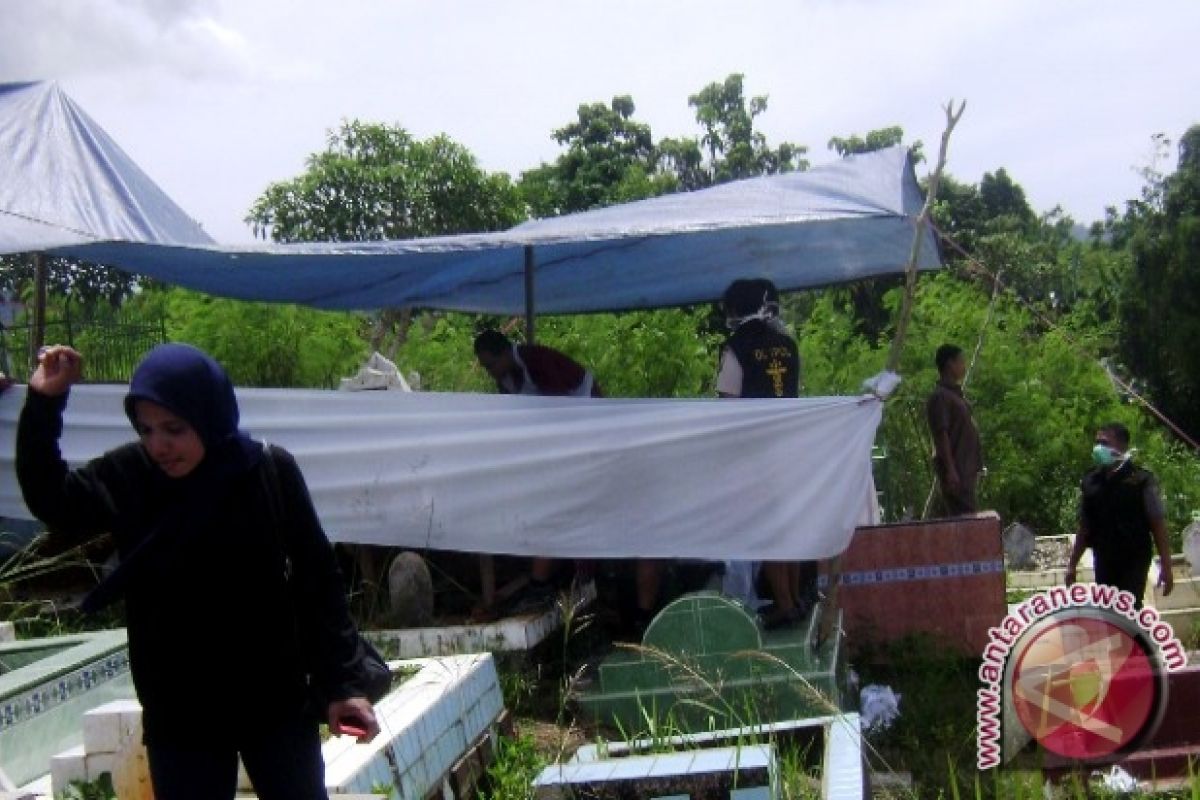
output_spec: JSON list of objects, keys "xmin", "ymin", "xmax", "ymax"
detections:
[{"xmin": 0, "ymin": 317, "xmax": 167, "ymax": 383}]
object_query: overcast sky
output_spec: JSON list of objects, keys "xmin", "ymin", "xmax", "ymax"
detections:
[{"xmin": 3, "ymin": 0, "xmax": 1198, "ymax": 244}]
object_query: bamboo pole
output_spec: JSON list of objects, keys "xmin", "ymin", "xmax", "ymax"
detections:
[
  {"xmin": 820, "ymin": 101, "xmax": 965, "ymax": 646},
  {"xmin": 885, "ymin": 100, "xmax": 966, "ymax": 373}
]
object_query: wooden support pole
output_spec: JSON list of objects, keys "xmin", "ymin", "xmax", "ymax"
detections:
[
  {"xmin": 523, "ymin": 245, "xmax": 536, "ymax": 344},
  {"xmin": 31, "ymin": 252, "xmax": 47, "ymax": 368},
  {"xmin": 822, "ymin": 101, "xmax": 966, "ymax": 646}
]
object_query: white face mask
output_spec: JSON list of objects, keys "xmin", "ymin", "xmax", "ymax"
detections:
[{"xmin": 726, "ymin": 298, "xmax": 781, "ymax": 331}]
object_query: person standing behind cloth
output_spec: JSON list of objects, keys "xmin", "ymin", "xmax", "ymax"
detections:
[
  {"xmin": 926, "ymin": 343, "xmax": 983, "ymax": 516},
  {"xmin": 712, "ymin": 278, "xmax": 815, "ymax": 630},
  {"xmin": 17, "ymin": 344, "xmax": 379, "ymax": 800}
]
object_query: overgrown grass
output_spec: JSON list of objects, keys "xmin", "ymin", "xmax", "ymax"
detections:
[
  {"xmin": 477, "ymin": 733, "xmax": 546, "ymax": 800},
  {"xmin": 0, "ymin": 532, "xmax": 122, "ymax": 636},
  {"xmin": 853, "ymin": 633, "xmax": 982, "ymax": 795},
  {"xmin": 490, "ymin": 588, "xmax": 863, "ymax": 798}
]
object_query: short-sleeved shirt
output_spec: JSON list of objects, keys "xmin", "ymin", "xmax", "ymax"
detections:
[
  {"xmin": 715, "ymin": 349, "xmax": 744, "ymax": 396},
  {"xmin": 926, "ymin": 380, "xmax": 982, "ymax": 480}
]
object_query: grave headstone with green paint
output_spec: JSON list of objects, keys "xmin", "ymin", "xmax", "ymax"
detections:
[{"xmin": 578, "ymin": 592, "xmax": 844, "ymax": 732}]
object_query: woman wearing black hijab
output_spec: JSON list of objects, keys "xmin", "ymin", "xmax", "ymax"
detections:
[{"xmin": 17, "ymin": 343, "xmax": 379, "ymax": 800}]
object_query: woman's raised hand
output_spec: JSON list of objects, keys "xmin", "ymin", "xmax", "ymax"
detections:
[{"xmin": 30, "ymin": 345, "xmax": 83, "ymax": 396}]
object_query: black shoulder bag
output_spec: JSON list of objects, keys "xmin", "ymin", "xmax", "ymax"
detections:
[{"xmin": 259, "ymin": 443, "xmax": 392, "ymax": 708}]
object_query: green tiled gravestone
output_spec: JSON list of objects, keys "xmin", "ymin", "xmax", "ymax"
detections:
[{"xmin": 579, "ymin": 593, "xmax": 843, "ymax": 732}]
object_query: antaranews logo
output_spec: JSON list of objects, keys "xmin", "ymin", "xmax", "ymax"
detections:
[{"xmin": 977, "ymin": 583, "xmax": 1187, "ymax": 769}]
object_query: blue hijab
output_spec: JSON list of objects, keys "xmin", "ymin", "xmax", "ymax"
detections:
[
  {"xmin": 84, "ymin": 344, "xmax": 260, "ymax": 613},
  {"xmin": 123, "ymin": 343, "xmax": 261, "ymax": 477}
]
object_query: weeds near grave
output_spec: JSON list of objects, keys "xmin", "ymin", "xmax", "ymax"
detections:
[
  {"xmin": 586, "ymin": 642, "xmax": 883, "ymax": 800},
  {"xmin": 607, "ymin": 639, "xmax": 843, "ymax": 738},
  {"xmin": 59, "ymin": 773, "xmax": 117, "ymax": 800},
  {"xmin": 481, "ymin": 585, "xmax": 596, "ymax": 798},
  {"xmin": 1186, "ymin": 618, "xmax": 1200, "ymax": 651},
  {"xmin": 498, "ymin": 665, "xmax": 539, "ymax": 715},
  {"xmin": 852, "ymin": 632, "xmax": 981, "ymax": 795},
  {"xmin": 478, "ymin": 733, "xmax": 544, "ymax": 800},
  {"xmin": 0, "ymin": 532, "xmax": 118, "ymax": 635},
  {"xmin": 0, "ymin": 532, "xmax": 71, "ymax": 595},
  {"xmin": 775, "ymin": 737, "xmax": 822, "ymax": 800},
  {"xmin": 368, "ymin": 780, "xmax": 395, "ymax": 796}
]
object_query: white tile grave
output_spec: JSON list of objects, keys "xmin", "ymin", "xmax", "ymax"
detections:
[{"xmin": 47, "ymin": 653, "xmax": 504, "ymax": 800}]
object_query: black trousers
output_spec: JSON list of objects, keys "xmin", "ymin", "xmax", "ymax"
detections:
[
  {"xmin": 1093, "ymin": 549, "xmax": 1153, "ymax": 609},
  {"xmin": 146, "ymin": 718, "xmax": 327, "ymax": 800}
]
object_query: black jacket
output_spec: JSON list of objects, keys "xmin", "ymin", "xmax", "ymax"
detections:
[{"xmin": 16, "ymin": 390, "xmax": 363, "ymax": 744}]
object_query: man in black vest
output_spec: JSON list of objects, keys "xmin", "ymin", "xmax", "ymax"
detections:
[
  {"xmin": 1065, "ymin": 422, "xmax": 1174, "ymax": 608},
  {"xmin": 634, "ymin": 279, "xmax": 809, "ymax": 632},
  {"xmin": 716, "ymin": 279, "xmax": 800, "ymax": 400},
  {"xmin": 718, "ymin": 278, "xmax": 813, "ymax": 629}
]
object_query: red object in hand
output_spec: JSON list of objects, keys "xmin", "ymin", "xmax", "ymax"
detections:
[{"xmin": 338, "ymin": 722, "xmax": 368, "ymax": 738}]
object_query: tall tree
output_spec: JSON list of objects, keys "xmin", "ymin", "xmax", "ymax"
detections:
[
  {"xmin": 930, "ymin": 168, "xmax": 1094, "ymax": 309},
  {"xmin": 518, "ymin": 96, "xmax": 675, "ymax": 216},
  {"xmin": 246, "ymin": 121, "xmax": 525, "ymax": 354},
  {"xmin": 686, "ymin": 73, "xmax": 807, "ymax": 185},
  {"xmin": 1119, "ymin": 125, "xmax": 1200, "ymax": 442},
  {"xmin": 246, "ymin": 121, "xmax": 524, "ymax": 242},
  {"xmin": 828, "ymin": 125, "xmax": 924, "ymax": 163},
  {"xmin": 519, "ymin": 76, "xmax": 809, "ymax": 215}
]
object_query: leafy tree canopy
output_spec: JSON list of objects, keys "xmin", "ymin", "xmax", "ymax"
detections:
[
  {"xmin": 246, "ymin": 120, "xmax": 525, "ymax": 242},
  {"xmin": 687, "ymin": 73, "xmax": 807, "ymax": 185},
  {"xmin": 1118, "ymin": 125, "xmax": 1200, "ymax": 441},
  {"xmin": 0, "ymin": 255, "xmax": 140, "ymax": 311},
  {"xmin": 828, "ymin": 125, "xmax": 924, "ymax": 164},
  {"xmin": 519, "ymin": 73, "xmax": 807, "ymax": 215},
  {"xmin": 519, "ymin": 96, "xmax": 676, "ymax": 216}
]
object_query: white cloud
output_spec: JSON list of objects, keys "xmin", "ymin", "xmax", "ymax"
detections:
[{"xmin": 0, "ymin": 0, "xmax": 252, "ymax": 83}]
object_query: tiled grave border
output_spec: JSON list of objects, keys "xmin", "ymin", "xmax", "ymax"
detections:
[
  {"xmin": 322, "ymin": 653, "xmax": 505, "ymax": 798},
  {"xmin": 818, "ymin": 559, "xmax": 1004, "ymax": 588},
  {"xmin": 570, "ymin": 713, "xmax": 863, "ymax": 800},
  {"xmin": 0, "ymin": 632, "xmax": 130, "ymax": 733},
  {"xmin": 367, "ymin": 581, "xmax": 596, "ymax": 659}
]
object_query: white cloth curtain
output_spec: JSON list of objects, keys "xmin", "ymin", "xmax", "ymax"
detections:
[{"xmin": 1, "ymin": 386, "xmax": 881, "ymax": 560}]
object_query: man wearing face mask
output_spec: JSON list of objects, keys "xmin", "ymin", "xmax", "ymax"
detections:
[
  {"xmin": 1065, "ymin": 422, "xmax": 1174, "ymax": 607},
  {"xmin": 712, "ymin": 278, "xmax": 817, "ymax": 630}
]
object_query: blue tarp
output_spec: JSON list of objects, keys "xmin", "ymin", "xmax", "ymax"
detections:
[
  {"xmin": 1, "ymin": 80, "xmax": 938, "ymax": 313},
  {"xmin": 0, "ymin": 81, "xmax": 213, "ymax": 252}
]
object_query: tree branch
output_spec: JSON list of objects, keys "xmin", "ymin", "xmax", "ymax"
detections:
[{"xmin": 885, "ymin": 100, "xmax": 966, "ymax": 373}]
